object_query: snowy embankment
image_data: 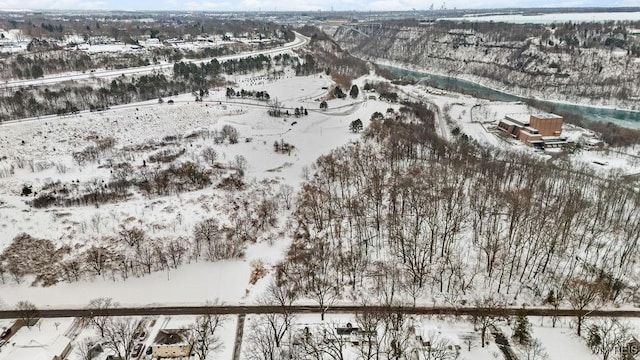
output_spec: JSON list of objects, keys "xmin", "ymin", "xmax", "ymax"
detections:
[
  {"xmin": 333, "ymin": 21, "xmax": 640, "ymax": 112},
  {"xmin": 369, "ymin": 57, "xmax": 640, "ymax": 114}
]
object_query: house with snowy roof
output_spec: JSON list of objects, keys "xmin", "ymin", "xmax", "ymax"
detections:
[
  {"xmin": 152, "ymin": 329, "xmax": 194, "ymax": 358},
  {"xmin": 0, "ymin": 319, "xmax": 73, "ymax": 360}
]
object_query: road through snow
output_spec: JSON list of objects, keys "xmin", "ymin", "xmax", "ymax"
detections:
[{"xmin": 0, "ymin": 32, "xmax": 309, "ymax": 91}]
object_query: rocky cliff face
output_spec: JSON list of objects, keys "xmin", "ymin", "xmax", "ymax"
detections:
[{"xmin": 333, "ymin": 21, "xmax": 640, "ymax": 108}]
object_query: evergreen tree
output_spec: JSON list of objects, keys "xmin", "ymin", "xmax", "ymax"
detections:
[
  {"xmin": 513, "ymin": 307, "xmax": 532, "ymax": 345},
  {"xmin": 30, "ymin": 65, "xmax": 44, "ymax": 79},
  {"xmin": 349, "ymin": 119, "xmax": 363, "ymax": 133},
  {"xmin": 350, "ymin": 84, "xmax": 359, "ymax": 99},
  {"xmin": 545, "ymin": 290, "xmax": 556, "ymax": 305},
  {"xmin": 371, "ymin": 111, "xmax": 384, "ymax": 121},
  {"xmin": 320, "ymin": 100, "xmax": 328, "ymax": 110}
]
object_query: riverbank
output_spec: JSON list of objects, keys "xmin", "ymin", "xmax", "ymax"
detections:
[
  {"xmin": 368, "ymin": 58, "xmax": 640, "ymax": 129},
  {"xmin": 371, "ymin": 57, "xmax": 640, "ymax": 113}
]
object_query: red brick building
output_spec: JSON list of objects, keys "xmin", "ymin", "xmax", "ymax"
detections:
[{"xmin": 497, "ymin": 113, "xmax": 565, "ymax": 149}]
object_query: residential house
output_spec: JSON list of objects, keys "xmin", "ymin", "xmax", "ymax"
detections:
[
  {"xmin": 152, "ymin": 329, "xmax": 194, "ymax": 358},
  {"xmin": 0, "ymin": 319, "xmax": 74, "ymax": 360}
]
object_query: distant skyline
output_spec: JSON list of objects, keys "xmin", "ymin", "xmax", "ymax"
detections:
[{"xmin": 1, "ymin": 0, "xmax": 639, "ymax": 12}]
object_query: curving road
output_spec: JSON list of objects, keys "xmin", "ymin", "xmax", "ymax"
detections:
[
  {"xmin": 0, "ymin": 32, "xmax": 309, "ymax": 91},
  {"xmin": 1, "ymin": 305, "xmax": 639, "ymax": 320}
]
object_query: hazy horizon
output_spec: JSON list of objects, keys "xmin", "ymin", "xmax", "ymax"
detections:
[{"xmin": 1, "ymin": 0, "xmax": 640, "ymax": 12}]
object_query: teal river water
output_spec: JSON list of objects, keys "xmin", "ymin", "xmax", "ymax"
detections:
[{"xmin": 379, "ymin": 65, "xmax": 640, "ymax": 129}]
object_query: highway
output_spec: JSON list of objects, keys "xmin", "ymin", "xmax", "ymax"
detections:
[
  {"xmin": 0, "ymin": 32, "xmax": 309, "ymax": 91},
  {"xmin": 1, "ymin": 305, "xmax": 639, "ymax": 319}
]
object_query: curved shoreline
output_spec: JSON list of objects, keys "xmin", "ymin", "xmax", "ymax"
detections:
[{"xmin": 370, "ymin": 58, "xmax": 640, "ymax": 114}]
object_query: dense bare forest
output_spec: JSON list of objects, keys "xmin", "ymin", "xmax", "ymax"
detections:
[
  {"xmin": 276, "ymin": 103, "xmax": 640, "ymax": 313},
  {"xmin": 333, "ymin": 20, "xmax": 640, "ymax": 108}
]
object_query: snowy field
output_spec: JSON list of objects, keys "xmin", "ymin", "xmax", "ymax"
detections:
[
  {"xmin": 0, "ymin": 64, "xmax": 636, "ymax": 360},
  {"xmin": 0, "ymin": 72, "xmax": 394, "ymax": 309}
]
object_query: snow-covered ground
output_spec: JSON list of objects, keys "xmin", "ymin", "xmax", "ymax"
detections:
[
  {"xmin": 0, "ymin": 315, "xmax": 237, "ymax": 360},
  {"xmin": 0, "ymin": 313, "xmax": 619, "ymax": 360},
  {"xmin": 531, "ymin": 325, "xmax": 598, "ymax": 360},
  {"xmin": 400, "ymin": 81, "xmax": 640, "ymax": 175},
  {"xmin": 0, "ymin": 317, "xmax": 75, "ymax": 360},
  {"xmin": 0, "ymin": 32, "xmax": 308, "ymax": 89},
  {"xmin": 0, "ymin": 65, "xmax": 634, "ymax": 360},
  {"xmin": 243, "ymin": 313, "xmax": 504, "ymax": 360},
  {"xmin": 0, "ymin": 72, "xmax": 394, "ymax": 309}
]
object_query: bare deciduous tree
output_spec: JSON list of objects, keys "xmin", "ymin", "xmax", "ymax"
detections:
[
  {"xmin": 16, "ymin": 300, "xmax": 38, "ymax": 328},
  {"xmin": 87, "ymin": 297, "xmax": 119, "ymax": 337},
  {"xmin": 545, "ymin": 287, "xmax": 564, "ymax": 328},
  {"xmin": 279, "ymin": 184, "xmax": 294, "ymax": 210},
  {"xmin": 202, "ymin": 147, "xmax": 218, "ymax": 166},
  {"xmin": 75, "ymin": 338, "xmax": 98, "ymax": 360},
  {"xmin": 355, "ymin": 305, "xmax": 383, "ymax": 360},
  {"xmin": 166, "ymin": 238, "xmax": 187, "ymax": 268},
  {"xmin": 102, "ymin": 317, "xmax": 137, "ymax": 360},
  {"xmin": 61, "ymin": 259, "xmax": 83, "ymax": 282},
  {"xmin": 418, "ymin": 330, "xmax": 459, "ymax": 360},
  {"xmin": 300, "ymin": 322, "xmax": 350, "ymax": 360},
  {"xmin": 194, "ymin": 218, "xmax": 222, "ymax": 261},
  {"xmin": 135, "ymin": 242, "xmax": 155, "ymax": 274},
  {"xmin": 258, "ymin": 281, "xmax": 298, "ymax": 348},
  {"xmin": 471, "ymin": 296, "xmax": 502, "ymax": 348},
  {"xmin": 380, "ymin": 311, "xmax": 413, "ymax": 360},
  {"xmin": 85, "ymin": 246, "xmax": 110, "ymax": 277},
  {"xmin": 191, "ymin": 302, "xmax": 226, "ymax": 360},
  {"xmin": 221, "ymin": 125, "xmax": 239, "ymax": 144},
  {"xmin": 586, "ymin": 319, "xmax": 631, "ymax": 360},
  {"xmin": 246, "ymin": 321, "xmax": 281, "ymax": 360},
  {"xmin": 521, "ymin": 339, "xmax": 549, "ymax": 360},
  {"xmin": 310, "ymin": 275, "xmax": 338, "ymax": 321},
  {"xmin": 119, "ymin": 225, "xmax": 146, "ymax": 250},
  {"xmin": 567, "ymin": 278, "xmax": 601, "ymax": 337}
]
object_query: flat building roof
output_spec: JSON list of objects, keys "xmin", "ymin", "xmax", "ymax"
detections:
[
  {"xmin": 531, "ymin": 113, "xmax": 562, "ymax": 119},
  {"xmin": 504, "ymin": 113, "xmax": 531, "ymax": 126},
  {"xmin": 498, "ymin": 119, "xmax": 521, "ymax": 127}
]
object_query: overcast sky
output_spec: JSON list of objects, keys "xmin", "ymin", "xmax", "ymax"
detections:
[{"xmin": 0, "ymin": 0, "xmax": 638, "ymax": 12}]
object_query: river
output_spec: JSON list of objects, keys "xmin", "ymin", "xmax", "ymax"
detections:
[{"xmin": 379, "ymin": 65, "xmax": 640, "ymax": 129}]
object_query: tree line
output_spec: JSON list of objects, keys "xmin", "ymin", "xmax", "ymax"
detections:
[
  {"xmin": 0, "ymin": 53, "xmax": 289, "ymax": 121},
  {"xmin": 275, "ymin": 103, "xmax": 639, "ymax": 320}
]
